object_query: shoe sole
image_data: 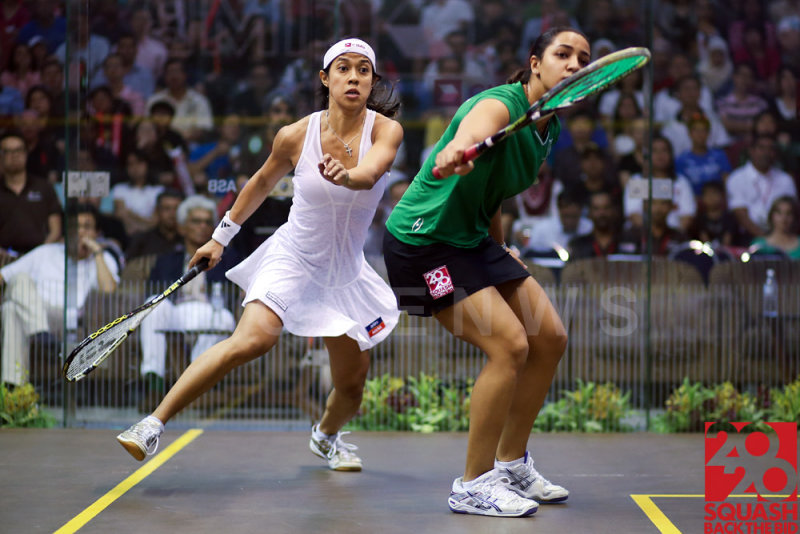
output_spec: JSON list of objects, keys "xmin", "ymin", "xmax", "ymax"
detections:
[
  {"xmin": 309, "ymin": 440, "xmax": 362, "ymax": 471},
  {"xmin": 536, "ymin": 494, "xmax": 569, "ymax": 504},
  {"xmin": 448, "ymin": 499, "xmax": 538, "ymax": 517},
  {"xmin": 117, "ymin": 435, "xmax": 146, "ymax": 461}
]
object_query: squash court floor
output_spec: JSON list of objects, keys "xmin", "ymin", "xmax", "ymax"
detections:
[{"xmin": 1, "ymin": 429, "xmax": 795, "ymax": 534}]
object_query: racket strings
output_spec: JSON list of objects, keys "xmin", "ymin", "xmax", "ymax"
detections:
[{"xmin": 64, "ymin": 317, "xmax": 137, "ymax": 381}]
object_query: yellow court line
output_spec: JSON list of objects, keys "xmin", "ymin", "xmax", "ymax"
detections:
[
  {"xmin": 54, "ymin": 429, "xmax": 204, "ymax": 534},
  {"xmin": 630, "ymin": 494, "xmax": 798, "ymax": 534},
  {"xmin": 630, "ymin": 495, "xmax": 682, "ymax": 534}
]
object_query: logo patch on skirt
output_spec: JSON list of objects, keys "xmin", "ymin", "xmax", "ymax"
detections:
[
  {"xmin": 366, "ymin": 317, "xmax": 385, "ymax": 337},
  {"xmin": 423, "ymin": 265, "xmax": 454, "ymax": 299}
]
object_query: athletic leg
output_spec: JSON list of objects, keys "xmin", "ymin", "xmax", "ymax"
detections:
[
  {"xmin": 495, "ymin": 276, "xmax": 568, "ymax": 460},
  {"xmin": 308, "ymin": 334, "xmax": 369, "ymax": 471},
  {"xmin": 317, "ymin": 334, "xmax": 370, "ymax": 434},
  {"xmin": 434, "ymin": 286, "xmax": 529, "ymax": 481},
  {"xmin": 491, "ymin": 276, "xmax": 570, "ymax": 503},
  {"xmin": 152, "ymin": 300, "xmax": 283, "ymax": 423}
]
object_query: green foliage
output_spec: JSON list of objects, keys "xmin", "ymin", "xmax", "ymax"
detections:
[
  {"xmin": 0, "ymin": 383, "xmax": 56, "ymax": 428},
  {"xmin": 651, "ymin": 378, "xmax": 800, "ymax": 433},
  {"xmin": 766, "ymin": 375, "xmax": 800, "ymax": 423},
  {"xmin": 347, "ymin": 373, "xmax": 471, "ymax": 432},
  {"xmin": 534, "ymin": 379, "xmax": 633, "ymax": 433}
]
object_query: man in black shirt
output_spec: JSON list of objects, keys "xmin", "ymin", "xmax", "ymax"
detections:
[
  {"xmin": 0, "ymin": 132, "xmax": 61, "ymax": 259},
  {"xmin": 568, "ymin": 191, "xmax": 623, "ymax": 260}
]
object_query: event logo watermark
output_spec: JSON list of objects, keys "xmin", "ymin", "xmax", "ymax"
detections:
[{"xmin": 705, "ymin": 422, "xmax": 799, "ymax": 533}]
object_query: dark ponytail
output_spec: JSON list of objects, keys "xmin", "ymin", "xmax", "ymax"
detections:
[
  {"xmin": 506, "ymin": 26, "xmax": 589, "ymax": 84},
  {"xmin": 317, "ymin": 69, "xmax": 401, "ymax": 118}
]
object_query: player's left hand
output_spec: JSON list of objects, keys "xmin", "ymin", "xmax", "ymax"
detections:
[
  {"xmin": 318, "ymin": 154, "xmax": 350, "ymax": 187},
  {"xmin": 504, "ymin": 243, "xmax": 527, "ymax": 269}
]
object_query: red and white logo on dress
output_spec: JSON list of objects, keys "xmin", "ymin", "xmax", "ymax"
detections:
[{"xmin": 423, "ymin": 266, "xmax": 455, "ymax": 299}]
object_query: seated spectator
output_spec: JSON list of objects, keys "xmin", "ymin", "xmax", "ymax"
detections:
[
  {"xmin": 620, "ymin": 198, "xmax": 687, "ymax": 256},
  {"xmin": 92, "ymin": 33, "xmax": 155, "ymax": 99},
  {"xmin": 86, "ymin": 86, "xmax": 134, "ymax": 159},
  {"xmin": 749, "ymin": 196, "xmax": 800, "ymax": 259},
  {"xmin": 687, "ymin": 180, "xmax": 740, "ymax": 247},
  {"xmin": 773, "ymin": 66, "xmax": 798, "ymax": 126},
  {"xmin": 617, "ymin": 117, "xmax": 647, "ymax": 187},
  {"xmin": 726, "ymin": 134, "xmax": 798, "ymax": 238},
  {"xmin": 129, "ymin": 5, "xmax": 168, "ymax": 81},
  {"xmin": 112, "ymin": 150, "xmax": 165, "ymax": 236},
  {"xmin": 0, "ymin": 131, "xmax": 60, "ymax": 258},
  {"xmin": 573, "ymin": 142, "xmax": 622, "ymax": 208},
  {"xmin": 653, "ymin": 54, "xmax": 717, "ymax": 123},
  {"xmin": 420, "ymin": 0, "xmax": 475, "ymax": 59},
  {"xmin": 660, "ymin": 75, "xmax": 731, "ymax": 156},
  {"xmin": 598, "ymin": 68, "xmax": 645, "ymax": 124},
  {"xmin": 136, "ymin": 101, "xmax": 192, "ymax": 194},
  {"xmin": 54, "ymin": 14, "xmax": 110, "ymax": 82},
  {"xmin": 145, "ymin": 58, "xmax": 213, "ymax": 143},
  {"xmin": 137, "ymin": 195, "xmax": 240, "ymax": 408},
  {"xmin": 230, "ymin": 61, "xmax": 276, "ymax": 118},
  {"xmin": 716, "ymin": 62, "xmax": 769, "ymax": 144},
  {"xmin": 607, "ymin": 92, "xmax": 645, "ymax": 159},
  {"xmin": 17, "ymin": 0, "xmax": 66, "ymax": 55},
  {"xmin": 552, "ymin": 110, "xmax": 611, "ymax": 187},
  {"xmin": 674, "ymin": 113, "xmax": 732, "ymax": 196},
  {"xmin": 624, "ymin": 136, "xmax": 696, "ymax": 233},
  {"xmin": 730, "ymin": 21, "xmax": 781, "ymax": 92},
  {"xmin": 188, "ymin": 114, "xmax": 246, "ymax": 199},
  {"xmin": 0, "ymin": 82, "xmax": 24, "ymax": 118},
  {"xmin": 0, "ymin": 203, "xmax": 118, "ymax": 387},
  {"xmin": 0, "ymin": 42, "xmax": 40, "ymax": 97},
  {"xmin": 125, "ymin": 189, "xmax": 184, "ymax": 261},
  {"xmin": 15, "ymin": 108, "xmax": 61, "ymax": 184},
  {"xmin": 522, "ymin": 191, "xmax": 592, "ymax": 256},
  {"xmin": 697, "ymin": 35, "xmax": 734, "ymax": 98},
  {"xmin": 97, "ymin": 53, "xmax": 146, "ymax": 118},
  {"xmin": 568, "ymin": 191, "xmax": 623, "ymax": 260},
  {"xmin": 776, "ymin": 15, "xmax": 800, "ymax": 72}
]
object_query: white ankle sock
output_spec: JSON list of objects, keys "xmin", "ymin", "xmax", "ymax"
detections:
[
  {"xmin": 144, "ymin": 415, "xmax": 165, "ymax": 432},
  {"xmin": 495, "ymin": 452, "xmax": 527, "ymax": 468},
  {"xmin": 313, "ymin": 425, "xmax": 335, "ymax": 441}
]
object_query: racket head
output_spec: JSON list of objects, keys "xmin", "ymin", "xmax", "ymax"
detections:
[
  {"xmin": 538, "ymin": 47, "xmax": 651, "ymax": 112},
  {"xmin": 62, "ymin": 311, "xmax": 149, "ymax": 382}
]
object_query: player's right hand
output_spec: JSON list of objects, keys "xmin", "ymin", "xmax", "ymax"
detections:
[
  {"xmin": 434, "ymin": 141, "xmax": 474, "ymax": 178},
  {"xmin": 191, "ymin": 240, "xmax": 224, "ymax": 270}
]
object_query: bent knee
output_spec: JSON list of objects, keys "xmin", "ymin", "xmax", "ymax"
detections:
[{"xmin": 224, "ymin": 335, "xmax": 274, "ymax": 367}]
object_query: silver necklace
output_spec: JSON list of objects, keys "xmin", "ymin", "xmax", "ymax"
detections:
[{"xmin": 325, "ymin": 110, "xmax": 363, "ymax": 157}]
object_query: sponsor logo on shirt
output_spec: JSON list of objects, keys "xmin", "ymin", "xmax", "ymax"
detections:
[
  {"xmin": 412, "ymin": 217, "xmax": 424, "ymax": 232},
  {"xmin": 423, "ymin": 265, "xmax": 454, "ymax": 299},
  {"xmin": 366, "ymin": 317, "xmax": 385, "ymax": 337},
  {"xmin": 26, "ymin": 191, "xmax": 42, "ymax": 202}
]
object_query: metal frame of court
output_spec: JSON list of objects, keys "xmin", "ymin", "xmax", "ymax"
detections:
[{"xmin": 4, "ymin": 430, "xmax": 796, "ymax": 534}]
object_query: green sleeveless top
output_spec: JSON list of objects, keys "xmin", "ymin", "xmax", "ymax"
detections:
[{"xmin": 386, "ymin": 83, "xmax": 560, "ymax": 248}]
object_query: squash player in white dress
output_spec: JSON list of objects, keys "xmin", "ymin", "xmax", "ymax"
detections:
[{"xmin": 117, "ymin": 38, "xmax": 404, "ymax": 472}]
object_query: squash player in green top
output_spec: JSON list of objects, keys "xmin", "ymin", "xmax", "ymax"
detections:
[{"xmin": 383, "ymin": 27, "xmax": 591, "ymax": 517}]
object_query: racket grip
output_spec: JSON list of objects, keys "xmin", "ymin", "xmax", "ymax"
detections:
[{"xmin": 431, "ymin": 145, "xmax": 480, "ymax": 179}]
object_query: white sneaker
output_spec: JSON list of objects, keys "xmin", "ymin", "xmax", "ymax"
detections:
[
  {"xmin": 448, "ymin": 469, "xmax": 539, "ymax": 517},
  {"xmin": 495, "ymin": 451, "xmax": 569, "ymax": 503},
  {"xmin": 117, "ymin": 418, "xmax": 163, "ymax": 461},
  {"xmin": 309, "ymin": 424, "xmax": 363, "ymax": 471}
]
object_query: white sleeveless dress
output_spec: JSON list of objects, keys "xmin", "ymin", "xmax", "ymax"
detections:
[{"xmin": 226, "ymin": 109, "xmax": 399, "ymax": 350}]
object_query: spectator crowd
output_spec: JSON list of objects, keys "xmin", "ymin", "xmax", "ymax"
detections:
[{"xmin": 0, "ymin": 0, "xmax": 799, "ymax": 389}]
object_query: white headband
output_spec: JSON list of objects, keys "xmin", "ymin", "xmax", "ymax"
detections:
[{"xmin": 322, "ymin": 38, "xmax": 376, "ymax": 70}]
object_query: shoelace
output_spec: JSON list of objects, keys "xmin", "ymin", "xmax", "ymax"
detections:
[
  {"xmin": 331, "ymin": 431, "xmax": 359, "ymax": 460},
  {"xmin": 472, "ymin": 476, "xmax": 528, "ymax": 505},
  {"xmin": 528, "ymin": 464, "xmax": 555, "ymax": 487},
  {"xmin": 131, "ymin": 422, "xmax": 161, "ymax": 455}
]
